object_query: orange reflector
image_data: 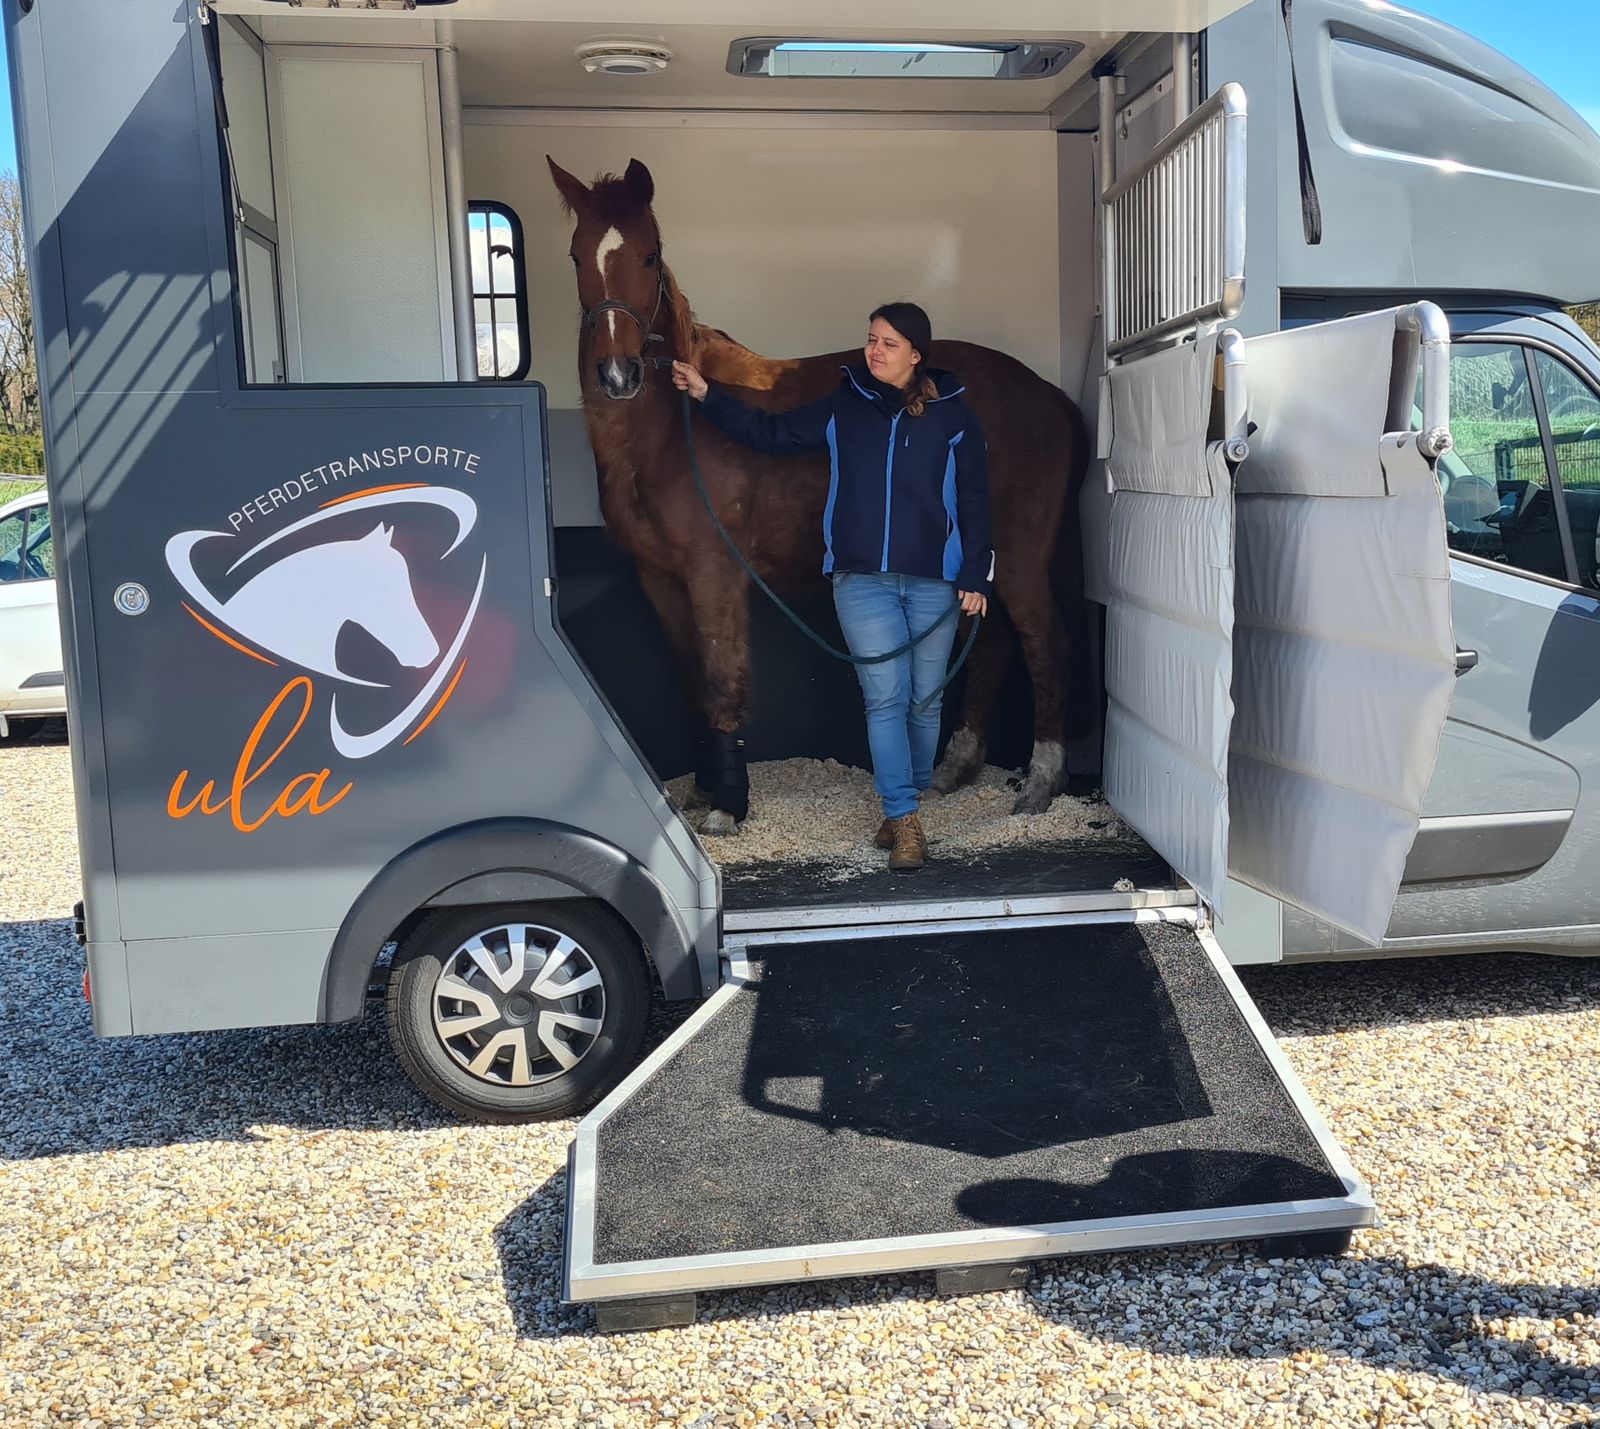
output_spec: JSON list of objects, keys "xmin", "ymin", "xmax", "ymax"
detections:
[{"xmin": 83, "ymin": 969, "xmax": 92, "ymax": 1003}]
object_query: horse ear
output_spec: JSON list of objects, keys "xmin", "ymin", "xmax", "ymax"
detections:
[
  {"xmin": 546, "ymin": 156, "xmax": 591, "ymax": 215},
  {"xmin": 623, "ymin": 158, "xmax": 655, "ymax": 207},
  {"xmin": 362, "ymin": 522, "xmax": 395, "ymax": 547}
]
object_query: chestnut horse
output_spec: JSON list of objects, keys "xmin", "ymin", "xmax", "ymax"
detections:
[{"xmin": 550, "ymin": 158, "xmax": 1088, "ymax": 834}]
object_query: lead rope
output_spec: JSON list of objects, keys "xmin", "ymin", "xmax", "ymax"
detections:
[{"xmin": 674, "ymin": 386, "xmax": 981, "ymax": 715}]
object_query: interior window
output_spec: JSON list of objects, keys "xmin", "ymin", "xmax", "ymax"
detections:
[
  {"xmin": 1432, "ymin": 343, "xmax": 1567, "ymax": 581},
  {"xmin": 1532, "ymin": 349, "xmax": 1600, "ymax": 590},
  {"xmin": 469, "ymin": 201, "xmax": 530, "ymax": 381}
]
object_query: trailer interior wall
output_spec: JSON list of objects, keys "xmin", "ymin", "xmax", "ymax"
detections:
[{"xmin": 464, "ymin": 117, "xmax": 1071, "ymax": 526}]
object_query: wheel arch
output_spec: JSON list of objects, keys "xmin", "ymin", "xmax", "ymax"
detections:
[{"xmin": 319, "ymin": 817, "xmax": 703, "ymax": 1023}]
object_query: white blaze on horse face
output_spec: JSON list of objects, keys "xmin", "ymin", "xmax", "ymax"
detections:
[{"xmin": 595, "ymin": 226, "xmax": 625, "ymax": 338}]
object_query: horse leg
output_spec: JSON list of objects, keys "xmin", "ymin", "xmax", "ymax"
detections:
[
  {"xmin": 636, "ymin": 567, "xmax": 717, "ymax": 807},
  {"xmin": 931, "ymin": 605, "xmax": 1018, "ymax": 794},
  {"xmin": 683, "ymin": 566, "xmax": 752, "ymax": 834},
  {"xmin": 1002, "ymin": 572, "xmax": 1073, "ymax": 816}
]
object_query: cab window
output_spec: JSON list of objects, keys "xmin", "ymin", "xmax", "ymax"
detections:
[
  {"xmin": 0, "ymin": 504, "xmax": 52, "ymax": 583},
  {"xmin": 1433, "ymin": 343, "xmax": 1565, "ymax": 581},
  {"xmin": 1531, "ymin": 350, "xmax": 1600, "ymax": 590}
]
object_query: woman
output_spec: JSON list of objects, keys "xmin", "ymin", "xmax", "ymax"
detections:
[{"xmin": 672, "ymin": 302, "xmax": 992, "ymax": 872}]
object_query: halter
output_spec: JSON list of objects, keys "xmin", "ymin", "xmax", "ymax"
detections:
[{"xmin": 582, "ymin": 270, "xmax": 669, "ymax": 357}]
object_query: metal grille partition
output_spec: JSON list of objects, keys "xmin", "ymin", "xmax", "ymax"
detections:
[{"xmin": 1101, "ymin": 81, "xmax": 1248, "ymax": 360}]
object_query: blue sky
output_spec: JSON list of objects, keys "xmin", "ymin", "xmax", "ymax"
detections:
[{"xmin": 0, "ymin": 2, "xmax": 1592, "ymax": 175}]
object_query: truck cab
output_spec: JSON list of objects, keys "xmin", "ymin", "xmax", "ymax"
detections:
[{"xmin": 1081, "ymin": 0, "xmax": 1600, "ymax": 966}]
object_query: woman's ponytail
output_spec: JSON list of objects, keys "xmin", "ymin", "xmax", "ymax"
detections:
[{"xmin": 905, "ymin": 368, "xmax": 939, "ymax": 419}]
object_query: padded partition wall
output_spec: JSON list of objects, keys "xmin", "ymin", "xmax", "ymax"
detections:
[
  {"xmin": 1103, "ymin": 336, "xmax": 1236, "ymax": 912},
  {"xmin": 1229, "ymin": 310, "xmax": 1457, "ymax": 945}
]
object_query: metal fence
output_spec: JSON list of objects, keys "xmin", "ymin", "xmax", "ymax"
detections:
[{"xmin": 1495, "ymin": 432, "xmax": 1600, "ymax": 490}]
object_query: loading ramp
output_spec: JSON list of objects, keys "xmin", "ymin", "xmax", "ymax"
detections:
[{"xmin": 563, "ymin": 909, "xmax": 1373, "ymax": 1330}]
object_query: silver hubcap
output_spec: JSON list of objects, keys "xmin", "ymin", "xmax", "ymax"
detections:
[{"xmin": 430, "ymin": 922, "xmax": 607, "ymax": 1086}]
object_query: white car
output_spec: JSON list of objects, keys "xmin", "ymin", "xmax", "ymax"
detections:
[{"xmin": 0, "ymin": 486, "xmax": 64, "ymax": 742}]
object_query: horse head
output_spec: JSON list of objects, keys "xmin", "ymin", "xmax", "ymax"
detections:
[
  {"xmin": 349, "ymin": 523, "xmax": 440, "ymax": 671},
  {"xmin": 548, "ymin": 156, "xmax": 668, "ymax": 402}
]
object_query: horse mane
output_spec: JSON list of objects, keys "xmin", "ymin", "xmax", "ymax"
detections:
[{"xmin": 662, "ymin": 260, "xmax": 803, "ymax": 392}]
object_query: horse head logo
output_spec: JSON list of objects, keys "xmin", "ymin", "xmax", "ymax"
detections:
[
  {"xmin": 215, "ymin": 521, "xmax": 439, "ymax": 686},
  {"xmin": 165, "ymin": 486, "xmax": 486, "ymax": 758}
]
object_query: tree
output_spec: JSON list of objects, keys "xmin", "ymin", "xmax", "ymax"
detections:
[{"xmin": 0, "ymin": 170, "xmax": 39, "ymax": 440}]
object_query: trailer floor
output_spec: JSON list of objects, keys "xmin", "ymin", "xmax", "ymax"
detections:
[
  {"xmin": 583, "ymin": 922, "xmax": 1352, "ymax": 1274},
  {"xmin": 720, "ymin": 834, "xmax": 1169, "ymax": 914}
]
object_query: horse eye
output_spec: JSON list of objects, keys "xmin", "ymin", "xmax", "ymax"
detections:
[{"xmin": 644, "ymin": 251, "xmax": 659, "ymax": 268}]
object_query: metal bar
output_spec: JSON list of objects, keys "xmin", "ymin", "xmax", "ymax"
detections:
[
  {"xmin": 1219, "ymin": 328, "xmax": 1250, "ymax": 464},
  {"xmin": 1173, "ymin": 33, "xmax": 1195, "ymax": 120},
  {"xmin": 1396, "ymin": 302, "xmax": 1453, "ymax": 458},
  {"xmin": 723, "ymin": 884, "xmax": 1198, "ymax": 933},
  {"xmin": 435, "ymin": 19, "xmax": 476, "ymax": 381},
  {"xmin": 1097, "ymin": 72, "xmax": 1119, "ymax": 340}
]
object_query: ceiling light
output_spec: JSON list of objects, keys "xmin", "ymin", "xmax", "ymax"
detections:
[{"xmin": 576, "ymin": 41, "xmax": 674, "ymax": 77}]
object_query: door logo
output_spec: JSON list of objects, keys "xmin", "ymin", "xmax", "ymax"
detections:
[{"xmin": 162, "ymin": 482, "xmax": 487, "ymax": 831}]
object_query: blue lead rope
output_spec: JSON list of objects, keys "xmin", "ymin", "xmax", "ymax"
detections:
[{"xmin": 676, "ymin": 388, "xmax": 980, "ymax": 714}]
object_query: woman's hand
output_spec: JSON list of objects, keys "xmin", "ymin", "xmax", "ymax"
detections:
[
  {"xmin": 672, "ymin": 360, "xmax": 709, "ymax": 401},
  {"xmin": 959, "ymin": 590, "xmax": 988, "ymax": 618}
]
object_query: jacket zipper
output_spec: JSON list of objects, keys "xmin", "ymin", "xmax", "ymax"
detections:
[{"xmin": 882, "ymin": 410, "xmax": 902, "ymax": 571}]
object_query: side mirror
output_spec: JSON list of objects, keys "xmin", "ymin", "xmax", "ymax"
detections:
[{"xmin": 1491, "ymin": 381, "xmax": 1507, "ymax": 411}]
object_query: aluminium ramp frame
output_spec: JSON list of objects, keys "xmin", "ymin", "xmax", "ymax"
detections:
[{"xmin": 563, "ymin": 908, "xmax": 1374, "ymax": 1321}]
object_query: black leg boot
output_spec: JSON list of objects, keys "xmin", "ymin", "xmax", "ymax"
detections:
[
  {"xmin": 690, "ymin": 723, "xmax": 718, "ymax": 808},
  {"xmin": 703, "ymin": 729, "xmax": 748, "ymax": 831}
]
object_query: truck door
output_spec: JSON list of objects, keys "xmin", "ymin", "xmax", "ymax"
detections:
[
  {"xmin": 1103, "ymin": 306, "xmax": 1460, "ymax": 946},
  {"xmin": 1291, "ymin": 311, "xmax": 1600, "ymax": 956}
]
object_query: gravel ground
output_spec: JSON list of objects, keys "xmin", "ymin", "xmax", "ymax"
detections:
[{"xmin": 4, "ymin": 731, "xmax": 1600, "ymax": 1427}]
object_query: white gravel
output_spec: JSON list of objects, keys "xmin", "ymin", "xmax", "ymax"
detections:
[{"xmin": 4, "ymin": 730, "xmax": 1600, "ymax": 1427}]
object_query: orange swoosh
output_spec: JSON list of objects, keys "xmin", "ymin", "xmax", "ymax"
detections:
[
  {"xmin": 403, "ymin": 660, "xmax": 467, "ymax": 746},
  {"xmin": 182, "ymin": 603, "xmax": 277, "ymax": 666},
  {"xmin": 319, "ymin": 483, "xmax": 429, "ymax": 509}
]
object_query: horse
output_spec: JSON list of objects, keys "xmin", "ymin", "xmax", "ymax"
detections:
[
  {"xmin": 549, "ymin": 157, "xmax": 1089, "ymax": 834},
  {"xmin": 169, "ymin": 522, "xmax": 440, "ymax": 684}
]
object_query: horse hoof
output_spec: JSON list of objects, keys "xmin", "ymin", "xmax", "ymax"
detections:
[
  {"xmin": 699, "ymin": 809, "xmax": 741, "ymax": 837},
  {"xmin": 1011, "ymin": 785, "xmax": 1057, "ymax": 816},
  {"xmin": 933, "ymin": 728, "xmax": 985, "ymax": 794}
]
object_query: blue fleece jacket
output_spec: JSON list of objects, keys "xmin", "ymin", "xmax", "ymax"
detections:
[{"xmin": 699, "ymin": 365, "xmax": 994, "ymax": 595}]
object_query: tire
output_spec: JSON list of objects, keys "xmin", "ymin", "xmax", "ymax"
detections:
[
  {"xmin": 386, "ymin": 901, "xmax": 651, "ymax": 1123},
  {"xmin": 0, "ymin": 719, "xmax": 41, "ymax": 747}
]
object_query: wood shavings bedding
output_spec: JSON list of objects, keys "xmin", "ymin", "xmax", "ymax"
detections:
[{"xmin": 667, "ymin": 758, "xmax": 1131, "ymax": 871}]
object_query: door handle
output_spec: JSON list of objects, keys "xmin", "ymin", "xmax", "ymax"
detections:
[{"xmin": 1454, "ymin": 647, "xmax": 1479, "ymax": 676}]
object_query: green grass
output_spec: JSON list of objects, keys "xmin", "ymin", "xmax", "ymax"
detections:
[{"xmin": 0, "ymin": 475, "xmax": 44, "ymax": 506}]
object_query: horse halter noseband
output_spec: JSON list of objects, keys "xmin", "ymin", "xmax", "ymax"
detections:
[{"xmin": 582, "ymin": 271, "xmax": 671, "ymax": 366}]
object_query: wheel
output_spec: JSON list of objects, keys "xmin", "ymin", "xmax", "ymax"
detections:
[
  {"xmin": 0, "ymin": 718, "xmax": 41, "ymax": 746},
  {"xmin": 385, "ymin": 901, "xmax": 651, "ymax": 1123},
  {"xmin": 1259, "ymin": 1228, "xmax": 1355, "ymax": 1259}
]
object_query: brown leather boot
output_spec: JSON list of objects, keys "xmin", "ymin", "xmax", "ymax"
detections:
[
  {"xmin": 873, "ymin": 817, "xmax": 896, "ymax": 850},
  {"xmin": 887, "ymin": 812, "xmax": 927, "ymax": 871}
]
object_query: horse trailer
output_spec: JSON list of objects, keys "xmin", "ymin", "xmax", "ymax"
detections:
[{"xmin": 8, "ymin": 0, "xmax": 1599, "ymax": 1325}]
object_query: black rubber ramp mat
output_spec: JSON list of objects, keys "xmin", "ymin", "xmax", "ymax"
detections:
[
  {"xmin": 720, "ymin": 835, "xmax": 1170, "ymax": 913},
  {"xmin": 591, "ymin": 922, "xmax": 1347, "ymax": 1266}
]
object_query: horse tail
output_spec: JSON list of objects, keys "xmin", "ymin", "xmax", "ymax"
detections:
[{"xmin": 1046, "ymin": 384, "xmax": 1096, "ymax": 742}]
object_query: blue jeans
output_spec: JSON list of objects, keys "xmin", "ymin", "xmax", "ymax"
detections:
[{"xmin": 831, "ymin": 571, "xmax": 960, "ymax": 820}]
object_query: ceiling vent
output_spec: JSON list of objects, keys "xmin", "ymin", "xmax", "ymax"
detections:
[{"xmin": 576, "ymin": 41, "xmax": 674, "ymax": 77}]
